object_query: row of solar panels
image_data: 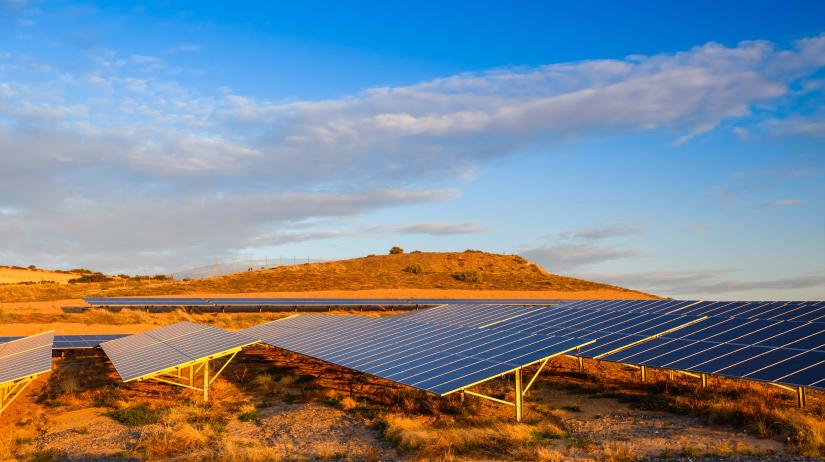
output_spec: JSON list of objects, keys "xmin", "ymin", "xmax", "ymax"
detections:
[
  {"xmin": 84, "ymin": 297, "xmax": 568, "ymax": 307},
  {"xmin": 0, "ymin": 335, "xmax": 127, "ymax": 350},
  {"xmin": 4, "ymin": 300, "xmax": 824, "ymax": 400}
]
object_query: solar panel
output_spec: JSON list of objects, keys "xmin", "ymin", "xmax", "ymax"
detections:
[
  {"xmin": 602, "ymin": 316, "xmax": 825, "ymax": 389},
  {"xmin": 240, "ymin": 314, "xmax": 592, "ymax": 395},
  {"xmin": 400, "ymin": 302, "xmax": 706, "ymax": 358},
  {"xmin": 53, "ymin": 334, "xmax": 128, "ymax": 349},
  {"xmin": 0, "ymin": 332, "xmax": 54, "ymax": 385},
  {"xmin": 84, "ymin": 298, "xmax": 212, "ymax": 306},
  {"xmin": 100, "ymin": 322, "xmax": 257, "ymax": 382}
]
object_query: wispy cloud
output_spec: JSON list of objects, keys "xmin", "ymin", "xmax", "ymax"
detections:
[
  {"xmin": 368, "ymin": 222, "xmax": 489, "ymax": 236},
  {"xmin": 592, "ymin": 271, "xmax": 825, "ymax": 297},
  {"xmin": 557, "ymin": 226, "xmax": 645, "ymax": 241},
  {"xmin": 522, "ymin": 243, "xmax": 643, "ymax": 273},
  {"xmin": 760, "ymin": 198, "xmax": 809, "ymax": 207}
]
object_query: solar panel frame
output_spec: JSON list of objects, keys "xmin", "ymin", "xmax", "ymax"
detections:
[
  {"xmin": 0, "ymin": 331, "xmax": 54, "ymax": 385},
  {"xmin": 240, "ymin": 314, "xmax": 592, "ymax": 396},
  {"xmin": 100, "ymin": 322, "xmax": 258, "ymax": 382}
]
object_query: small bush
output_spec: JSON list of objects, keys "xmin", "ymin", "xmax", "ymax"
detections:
[
  {"xmin": 238, "ymin": 411, "xmax": 259, "ymax": 422},
  {"xmin": 68, "ymin": 272, "xmax": 113, "ymax": 283},
  {"xmin": 105, "ymin": 404, "xmax": 162, "ymax": 426},
  {"xmin": 389, "ymin": 246, "xmax": 404, "ymax": 255},
  {"xmin": 452, "ymin": 270, "xmax": 480, "ymax": 283},
  {"xmin": 403, "ymin": 264, "xmax": 422, "ymax": 274}
]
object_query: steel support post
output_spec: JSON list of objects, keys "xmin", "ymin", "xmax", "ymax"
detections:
[
  {"xmin": 514, "ymin": 368, "xmax": 523, "ymax": 422},
  {"xmin": 640, "ymin": 365, "xmax": 647, "ymax": 383},
  {"xmin": 701, "ymin": 373, "xmax": 707, "ymax": 389},
  {"xmin": 203, "ymin": 360, "xmax": 210, "ymax": 402},
  {"xmin": 797, "ymin": 386, "xmax": 806, "ymax": 408}
]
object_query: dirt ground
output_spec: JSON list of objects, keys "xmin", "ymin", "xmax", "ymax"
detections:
[{"xmin": 536, "ymin": 388, "xmax": 785, "ymax": 458}]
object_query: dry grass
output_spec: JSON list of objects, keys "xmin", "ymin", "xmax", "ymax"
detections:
[
  {"xmin": 0, "ymin": 266, "xmax": 76, "ymax": 284},
  {"xmin": 542, "ymin": 361, "xmax": 825, "ymax": 457},
  {"xmin": 0, "ymin": 251, "xmax": 655, "ymax": 302},
  {"xmin": 382, "ymin": 413, "xmax": 567, "ymax": 460}
]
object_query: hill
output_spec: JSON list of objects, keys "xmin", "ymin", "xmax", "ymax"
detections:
[
  {"xmin": 0, "ymin": 251, "xmax": 656, "ymax": 302},
  {"xmin": 0, "ymin": 266, "xmax": 80, "ymax": 285}
]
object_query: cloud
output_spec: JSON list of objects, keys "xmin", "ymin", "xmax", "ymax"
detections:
[
  {"xmin": 760, "ymin": 198, "xmax": 808, "ymax": 207},
  {"xmin": 591, "ymin": 271, "xmax": 825, "ymax": 297},
  {"xmin": 764, "ymin": 113, "xmax": 825, "ymax": 138},
  {"xmin": 1, "ymin": 34, "xmax": 824, "ymax": 271},
  {"xmin": 370, "ymin": 222, "xmax": 489, "ymax": 236},
  {"xmin": 557, "ymin": 226, "xmax": 645, "ymax": 241},
  {"xmin": 521, "ymin": 243, "xmax": 643, "ymax": 273}
]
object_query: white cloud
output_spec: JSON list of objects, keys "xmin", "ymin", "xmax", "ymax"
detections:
[
  {"xmin": 557, "ymin": 226, "xmax": 645, "ymax": 241},
  {"xmin": 522, "ymin": 243, "xmax": 643, "ymax": 273},
  {"xmin": 591, "ymin": 271, "xmax": 825, "ymax": 297}
]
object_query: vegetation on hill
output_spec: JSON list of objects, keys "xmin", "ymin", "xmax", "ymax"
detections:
[{"xmin": 0, "ymin": 251, "xmax": 655, "ymax": 302}]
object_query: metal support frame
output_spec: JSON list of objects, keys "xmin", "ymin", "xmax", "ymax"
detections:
[
  {"xmin": 640, "ymin": 365, "xmax": 647, "ymax": 383},
  {"xmin": 457, "ymin": 353, "xmax": 563, "ymax": 422},
  {"xmin": 140, "ymin": 350, "xmax": 238, "ymax": 401},
  {"xmin": 0, "ymin": 375, "xmax": 37, "ymax": 415},
  {"xmin": 514, "ymin": 368, "xmax": 523, "ymax": 422},
  {"xmin": 701, "ymin": 373, "xmax": 708, "ymax": 389},
  {"xmin": 766, "ymin": 382, "xmax": 806, "ymax": 408}
]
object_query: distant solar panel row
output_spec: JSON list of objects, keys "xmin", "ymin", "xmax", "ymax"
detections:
[
  {"xmin": 0, "ymin": 335, "xmax": 127, "ymax": 349},
  {"xmin": 241, "ymin": 314, "xmax": 591, "ymax": 395},
  {"xmin": 85, "ymin": 297, "xmax": 566, "ymax": 307}
]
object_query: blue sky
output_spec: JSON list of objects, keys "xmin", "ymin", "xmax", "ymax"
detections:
[{"xmin": 0, "ymin": 1, "xmax": 823, "ymax": 299}]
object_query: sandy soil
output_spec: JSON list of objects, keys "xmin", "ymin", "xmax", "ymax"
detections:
[{"xmin": 536, "ymin": 388, "xmax": 786, "ymax": 458}]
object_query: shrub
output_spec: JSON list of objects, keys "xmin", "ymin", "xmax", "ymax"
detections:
[
  {"xmin": 452, "ymin": 270, "xmax": 480, "ymax": 283},
  {"xmin": 105, "ymin": 404, "xmax": 162, "ymax": 426},
  {"xmin": 403, "ymin": 264, "xmax": 422, "ymax": 274},
  {"xmin": 68, "ymin": 272, "xmax": 113, "ymax": 283},
  {"xmin": 389, "ymin": 246, "xmax": 404, "ymax": 255}
]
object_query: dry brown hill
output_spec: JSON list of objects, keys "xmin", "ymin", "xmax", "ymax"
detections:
[
  {"xmin": 0, "ymin": 265, "xmax": 79, "ymax": 284},
  {"xmin": 0, "ymin": 251, "xmax": 656, "ymax": 302}
]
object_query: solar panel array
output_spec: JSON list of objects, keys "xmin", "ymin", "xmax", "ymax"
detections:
[
  {"xmin": 398, "ymin": 300, "xmax": 825, "ymax": 390},
  {"xmin": 100, "ymin": 322, "xmax": 257, "ymax": 382},
  {"xmin": 0, "ymin": 332, "xmax": 54, "ymax": 385},
  {"xmin": 18, "ymin": 298, "xmax": 825, "ymax": 395},
  {"xmin": 400, "ymin": 302, "xmax": 706, "ymax": 357},
  {"xmin": 241, "ymin": 314, "xmax": 592, "ymax": 395}
]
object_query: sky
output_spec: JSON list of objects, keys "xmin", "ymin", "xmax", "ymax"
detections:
[{"xmin": 0, "ymin": 1, "xmax": 824, "ymax": 300}]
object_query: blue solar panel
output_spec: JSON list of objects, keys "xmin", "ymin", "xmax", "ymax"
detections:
[{"xmin": 240, "ymin": 314, "xmax": 591, "ymax": 395}]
